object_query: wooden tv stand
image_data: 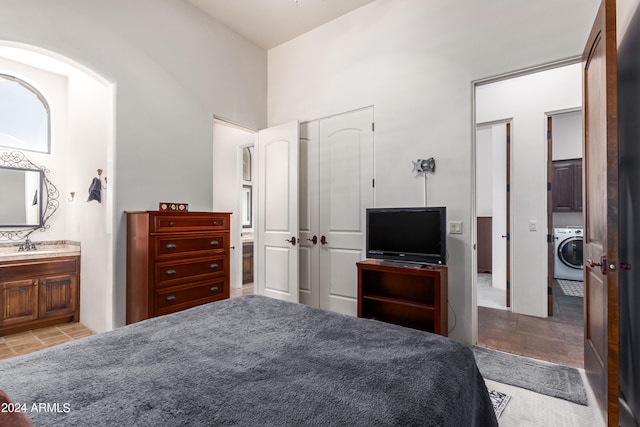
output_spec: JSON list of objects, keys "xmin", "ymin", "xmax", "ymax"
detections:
[{"xmin": 357, "ymin": 259, "xmax": 448, "ymax": 336}]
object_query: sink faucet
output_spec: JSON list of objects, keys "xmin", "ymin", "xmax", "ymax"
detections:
[{"xmin": 18, "ymin": 238, "xmax": 37, "ymax": 252}]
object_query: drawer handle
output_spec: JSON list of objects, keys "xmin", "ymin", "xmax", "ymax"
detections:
[
  {"xmin": 169, "ymin": 221, "xmax": 174, "ymax": 226},
  {"xmin": 210, "ymin": 263, "xmax": 219, "ymax": 269},
  {"xmin": 210, "ymin": 286, "xmax": 219, "ymax": 292},
  {"xmin": 210, "ymin": 240, "xmax": 219, "ymax": 246},
  {"xmin": 213, "ymin": 221, "xmax": 218, "ymax": 226},
  {"xmin": 165, "ymin": 243, "xmax": 177, "ymax": 249},
  {"xmin": 165, "ymin": 295, "xmax": 177, "ymax": 302},
  {"xmin": 165, "ymin": 270, "xmax": 177, "ymax": 276}
]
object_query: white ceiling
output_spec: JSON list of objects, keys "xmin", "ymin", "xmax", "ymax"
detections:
[{"xmin": 187, "ymin": 0, "xmax": 376, "ymax": 50}]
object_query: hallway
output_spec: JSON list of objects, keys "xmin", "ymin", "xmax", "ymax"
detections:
[{"xmin": 478, "ymin": 280, "xmax": 583, "ymax": 367}]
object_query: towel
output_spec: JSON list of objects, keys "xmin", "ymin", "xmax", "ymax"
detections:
[{"xmin": 87, "ymin": 177, "xmax": 102, "ymax": 203}]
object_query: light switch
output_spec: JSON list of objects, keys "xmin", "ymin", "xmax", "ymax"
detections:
[
  {"xmin": 529, "ymin": 220, "xmax": 537, "ymax": 231},
  {"xmin": 449, "ymin": 221, "xmax": 463, "ymax": 234}
]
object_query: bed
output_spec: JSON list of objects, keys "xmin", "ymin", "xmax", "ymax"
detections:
[{"xmin": 0, "ymin": 295, "xmax": 497, "ymax": 426}]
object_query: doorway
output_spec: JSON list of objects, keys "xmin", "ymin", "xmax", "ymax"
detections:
[
  {"xmin": 212, "ymin": 118, "xmax": 256, "ymax": 298},
  {"xmin": 473, "ymin": 61, "xmax": 584, "ymax": 367},
  {"xmin": 475, "ymin": 121, "xmax": 511, "ymax": 311}
]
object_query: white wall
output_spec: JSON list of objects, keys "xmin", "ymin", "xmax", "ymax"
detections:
[
  {"xmin": 268, "ymin": 0, "xmax": 599, "ymax": 342},
  {"xmin": 212, "ymin": 122, "xmax": 255, "ymax": 290},
  {"xmin": 619, "ymin": 0, "xmax": 640, "ymax": 44},
  {"xmin": 0, "ymin": 0, "xmax": 268, "ymax": 328},
  {"xmin": 552, "ymin": 110, "xmax": 582, "ymax": 161},
  {"xmin": 476, "ymin": 64, "xmax": 582, "ymax": 317},
  {"xmin": 476, "ymin": 125, "xmax": 493, "ymax": 217}
]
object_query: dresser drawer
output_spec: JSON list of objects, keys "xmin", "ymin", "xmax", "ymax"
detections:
[
  {"xmin": 154, "ymin": 234, "xmax": 227, "ymax": 259},
  {"xmin": 155, "ymin": 278, "xmax": 226, "ymax": 315},
  {"xmin": 153, "ymin": 214, "xmax": 228, "ymax": 233},
  {"xmin": 155, "ymin": 255, "xmax": 226, "ymax": 288}
]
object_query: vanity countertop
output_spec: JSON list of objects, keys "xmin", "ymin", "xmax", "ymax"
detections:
[{"xmin": 0, "ymin": 240, "xmax": 81, "ymax": 262}]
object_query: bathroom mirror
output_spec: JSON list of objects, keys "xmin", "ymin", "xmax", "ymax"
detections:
[
  {"xmin": 0, "ymin": 166, "xmax": 43, "ymax": 227},
  {"xmin": 0, "ymin": 150, "xmax": 59, "ymax": 240}
]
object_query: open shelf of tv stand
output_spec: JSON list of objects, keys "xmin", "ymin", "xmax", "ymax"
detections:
[{"xmin": 357, "ymin": 259, "xmax": 448, "ymax": 336}]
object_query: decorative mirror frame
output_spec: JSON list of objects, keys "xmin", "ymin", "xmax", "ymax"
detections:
[{"xmin": 0, "ymin": 150, "xmax": 60, "ymax": 240}]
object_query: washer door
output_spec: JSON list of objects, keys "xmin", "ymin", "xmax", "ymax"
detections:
[{"xmin": 558, "ymin": 237, "xmax": 584, "ymax": 269}]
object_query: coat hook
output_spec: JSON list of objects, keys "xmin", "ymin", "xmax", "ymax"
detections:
[
  {"xmin": 68, "ymin": 191, "xmax": 75, "ymax": 202},
  {"xmin": 97, "ymin": 168, "xmax": 108, "ymax": 189}
]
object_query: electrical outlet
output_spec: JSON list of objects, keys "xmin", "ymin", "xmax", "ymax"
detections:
[
  {"xmin": 529, "ymin": 220, "xmax": 537, "ymax": 231},
  {"xmin": 449, "ymin": 221, "xmax": 463, "ymax": 234}
]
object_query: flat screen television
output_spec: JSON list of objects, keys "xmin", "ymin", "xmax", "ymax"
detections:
[{"xmin": 366, "ymin": 207, "xmax": 446, "ymax": 265}]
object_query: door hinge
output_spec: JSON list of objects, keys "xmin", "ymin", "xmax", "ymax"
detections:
[
  {"xmin": 547, "ymin": 130, "xmax": 552, "ymax": 139},
  {"xmin": 507, "ymin": 135, "xmax": 511, "ymax": 144},
  {"xmin": 506, "ymin": 281, "xmax": 510, "ymax": 290},
  {"xmin": 372, "ymin": 179, "xmax": 375, "ymax": 188},
  {"xmin": 547, "ymin": 182, "xmax": 552, "ymax": 191},
  {"xmin": 547, "ymin": 234, "xmax": 552, "ymax": 243},
  {"xmin": 506, "ymin": 184, "xmax": 510, "ymax": 192},
  {"xmin": 372, "ymin": 122, "xmax": 375, "ymax": 132}
]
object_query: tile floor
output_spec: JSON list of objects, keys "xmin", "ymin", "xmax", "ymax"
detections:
[{"xmin": 0, "ymin": 323, "xmax": 94, "ymax": 360}]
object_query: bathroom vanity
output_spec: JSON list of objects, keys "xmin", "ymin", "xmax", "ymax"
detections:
[{"xmin": 0, "ymin": 242, "xmax": 81, "ymax": 336}]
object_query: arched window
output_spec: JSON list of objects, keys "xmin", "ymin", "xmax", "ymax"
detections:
[{"xmin": 0, "ymin": 74, "xmax": 50, "ymax": 153}]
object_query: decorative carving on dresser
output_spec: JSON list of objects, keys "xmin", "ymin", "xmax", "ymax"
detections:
[{"xmin": 125, "ymin": 211, "xmax": 231, "ymax": 324}]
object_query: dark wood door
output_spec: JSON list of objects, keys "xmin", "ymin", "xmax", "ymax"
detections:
[
  {"xmin": 582, "ymin": 1, "xmax": 619, "ymax": 425},
  {"xmin": 477, "ymin": 217, "xmax": 492, "ymax": 273}
]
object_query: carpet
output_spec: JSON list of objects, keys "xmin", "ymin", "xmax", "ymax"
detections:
[
  {"xmin": 488, "ymin": 389, "xmax": 511, "ymax": 419},
  {"xmin": 472, "ymin": 346, "xmax": 587, "ymax": 405},
  {"xmin": 558, "ymin": 279, "xmax": 584, "ymax": 297},
  {"xmin": 0, "ymin": 296, "xmax": 498, "ymax": 426}
]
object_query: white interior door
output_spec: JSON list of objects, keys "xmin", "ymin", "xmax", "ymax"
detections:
[
  {"xmin": 256, "ymin": 121, "xmax": 299, "ymax": 302},
  {"xmin": 299, "ymin": 120, "xmax": 320, "ymax": 307},
  {"xmin": 318, "ymin": 107, "xmax": 374, "ymax": 315}
]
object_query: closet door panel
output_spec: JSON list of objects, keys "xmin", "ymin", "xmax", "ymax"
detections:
[
  {"xmin": 299, "ymin": 121, "xmax": 320, "ymax": 307},
  {"xmin": 319, "ymin": 108, "xmax": 374, "ymax": 316},
  {"xmin": 257, "ymin": 121, "xmax": 300, "ymax": 303}
]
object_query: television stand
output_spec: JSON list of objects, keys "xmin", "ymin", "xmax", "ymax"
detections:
[
  {"xmin": 357, "ymin": 259, "xmax": 448, "ymax": 336},
  {"xmin": 379, "ymin": 259, "xmax": 434, "ymax": 269}
]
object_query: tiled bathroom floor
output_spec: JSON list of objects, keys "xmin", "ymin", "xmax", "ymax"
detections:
[{"xmin": 0, "ymin": 323, "xmax": 94, "ymax": 360}]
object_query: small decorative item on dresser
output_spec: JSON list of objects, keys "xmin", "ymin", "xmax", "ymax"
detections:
[{"xmin": 159, "ymin": 202, "xmax": 189, "ymax": 212}]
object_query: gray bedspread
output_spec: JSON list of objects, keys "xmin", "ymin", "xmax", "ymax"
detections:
[{"xmin": 0, "ymin": 295, "xmax": 497, "ymax": 426}]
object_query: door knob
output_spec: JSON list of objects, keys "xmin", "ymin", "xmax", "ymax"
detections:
[
  {"xmin": 307, "ymin": 235, "xmax": 318, "ymax": 245},
  {"xmin": 587, "ymin": 256, "xmax": 607, "ymax": 275},
  {"xmin": 285, "ymin": 236, "xmax": 297, "ymax": 246},
  {"xmin": 320, "ymin": 235, "xmax": 328, "ymax": 245}
]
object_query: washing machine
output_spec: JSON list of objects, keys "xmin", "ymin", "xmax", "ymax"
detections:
[{"xmin": 554, "ymin": 227, "xmax": 584, "ymax": 281}]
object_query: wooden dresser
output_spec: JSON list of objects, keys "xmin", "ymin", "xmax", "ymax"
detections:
[{"xmin": 126, "ymin": 211, "xmax": 230, "ymax": 324}]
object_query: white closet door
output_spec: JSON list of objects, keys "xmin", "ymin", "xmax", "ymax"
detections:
[
  {"xmin": 318, "ymin": 107, "xmax": 374, "ymax": 315},
  {"xmin": 299, "ymin": 121, "xmax": 320, "ymax": 307},
  {"xmin": 256, "ymin": 121, "xmax": 300, "ymax": 303}
]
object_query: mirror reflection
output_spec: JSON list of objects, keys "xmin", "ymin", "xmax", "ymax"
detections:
[{"xmin": 0, "ymin": 166, "xmax": 42, "ymax": 227}]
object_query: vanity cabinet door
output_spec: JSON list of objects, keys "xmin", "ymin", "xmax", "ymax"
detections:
[
  {"xmin": 0, "ymin": 280, "xmax": 38, "ymax": 326},
  {"xmin": 38, "ymin": 274, "xmax": 78, "ymax": 320}
]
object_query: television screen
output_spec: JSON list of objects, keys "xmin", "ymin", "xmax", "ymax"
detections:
[{"xmin": 366, "ymin": 207, "xmax": 446, "ymax": 265}]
